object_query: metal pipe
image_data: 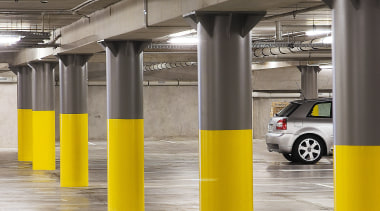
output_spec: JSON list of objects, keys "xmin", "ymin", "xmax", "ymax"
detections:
[
  {"xmin": 275, "ymin": 21, "xmax": 283, "ymax": 41},
  {"xmin": 143, "ymin": 62, "xmax": 196, "ymax": 71},
  {"xmin": 282, "ymin": 25, "xmax": 331, "ymax": 31},
  {"xmin": 262, "ymin": 4, "xmax": 329, "ymax": 21},
  {"xmin": 253, "ymin": 37, "xmax": 331, "ymax": 57}
]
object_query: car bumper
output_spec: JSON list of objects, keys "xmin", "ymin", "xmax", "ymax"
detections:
[{"xmin": 265, "ymin": 132, "xmax": 294, "ymax": 154}]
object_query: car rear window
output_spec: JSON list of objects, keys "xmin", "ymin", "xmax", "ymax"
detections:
[{"xmin": 276, "ymin": 103, "xmax": 300, "ymax": 117}]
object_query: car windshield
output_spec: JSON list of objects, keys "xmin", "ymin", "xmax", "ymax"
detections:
[{"xmin": 276, "ymin": 103, "xmax": 300, "ymax": 117}]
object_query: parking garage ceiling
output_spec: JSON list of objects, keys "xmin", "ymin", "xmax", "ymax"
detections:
[{"xmin": 0, "ymin": 0, "xmax": 332, "ymax": 81}]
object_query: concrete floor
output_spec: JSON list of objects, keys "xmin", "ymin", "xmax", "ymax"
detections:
[{"xmin": 0, "ymin": 138, "xmax": 333, "ymax": 210}]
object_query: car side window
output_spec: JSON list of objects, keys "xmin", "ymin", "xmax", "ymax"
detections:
[{"xmin": 308, "ymin": 102, "xmax": 332, "ymax": 118}]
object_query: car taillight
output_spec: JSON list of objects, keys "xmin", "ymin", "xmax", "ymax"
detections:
[{"xmin": 276, "ymin": 118, "xmax": 287, "ymax": 130}]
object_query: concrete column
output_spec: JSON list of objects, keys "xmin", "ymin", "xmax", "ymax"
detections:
[
  {"xmin": 28, "ymin": 62, "xmax": 56, "ymax": 170},
  {"xmin": 333, "ymin": 1, "xmax": 380, "ymax": 210},
  {"xmin": 10, "ymin": 66, "xmax": 33, "ymax": 162},
  {"xmin": 102, "ymin": 40, "xmax": 149, "ymax": 211},
  {"xmin": 58, "ymin": 54, "xmax": 92, "ymax": 187},
  {"xmin": 186, "ymin": 11, "xmax": 265, "ymax": 210},
  {"xmin": 297, "ymin": 65, "xmax": 320, "ymax": 99}
]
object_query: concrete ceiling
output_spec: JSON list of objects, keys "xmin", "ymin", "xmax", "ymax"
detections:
[{"xmin": 0, "ymin": 0, "xmax": 332, "ymax": 81}]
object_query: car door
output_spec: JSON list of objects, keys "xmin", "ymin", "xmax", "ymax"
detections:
[{"xmin": 302, "ymin": 101, "xmax": 333, "ymax": 142}]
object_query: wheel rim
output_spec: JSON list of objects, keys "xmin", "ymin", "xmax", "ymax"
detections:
[{"xmin": 298, "ymin": 138, "xmax": 321, "ymax": 162}]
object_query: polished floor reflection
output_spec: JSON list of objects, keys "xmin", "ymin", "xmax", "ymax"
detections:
[{"xmin": 0, "ymin": 138, "xmax": 333, "ymax": 210}]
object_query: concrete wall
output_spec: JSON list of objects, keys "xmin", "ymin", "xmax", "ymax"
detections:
[
  {"xmin": 0, "ymin": 84, "xmax": 17, "ymax": 148},
  {"xmin": 252, "ymin": 97, "xmax": 298, "ymax": 139},
  {"xmin": 253, "ymin": 67, "xmax": 333, "ymax": 91},
  {"xmin": 55, "ymin": 85, "xmax": 199, "ymax": 140}
]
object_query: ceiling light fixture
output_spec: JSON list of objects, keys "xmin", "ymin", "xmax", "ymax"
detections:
[
  {"xmin": 319, "ymin": 64, "xmax": 333, "ymax": 69},
  {"xmin": 40, "ymin": 0, "xmax": 48, "ymax": 3},
  {"xmin": 305, "ymin": 30, "xmax": 331, "ymax": 36},
  {"xmin": 169, "ymin": 29, "xmax": 196, "ymax": 38},
  {"xmin": 0, "ymin": 35, "xmax": 22, "ymax": 46},
  {"xmin": 322, "ymin": 36, "xmax": 333, "ymax": 44},
  {"xmin": 168, "ymin": 37, "xmax": 198, "ymax": 45}
]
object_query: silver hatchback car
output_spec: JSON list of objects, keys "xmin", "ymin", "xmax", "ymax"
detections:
[{"xmin": 266, "ymin": 98, "xmax": 333, "ymax": 164}]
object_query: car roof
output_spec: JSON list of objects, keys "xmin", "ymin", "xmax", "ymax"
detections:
[{"xmin": 291, "ymin": 98, "xmax": 332, "ymax": 104}]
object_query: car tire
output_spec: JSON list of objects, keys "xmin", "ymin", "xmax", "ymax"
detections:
[
  {"xmin": 292, "ymin": 135, "xmax": 324, "ymax": 164},
  {"xmin": 282, "ymin": 153, "xmax": 296, "ymax": 162}
]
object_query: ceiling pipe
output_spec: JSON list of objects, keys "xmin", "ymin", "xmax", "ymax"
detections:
[
  {"xmin": 282, "ymin": 25, "xmax": 331, "ymax": 31},
  {"xmin": 0, "ymin": 0, "xmax": 109, "ymax": 15},
  {"xmin": 275, "ymin": 21, "xmax": 283, "ymax": 41},
  {"xmin": 253, "ymin": 37, "xmax": 331, "ymax": 57},
  {"xmin": 252, "ymin": 51, "xmax": 331, "ymax": 62},
  {"xmin": 144, "ymin": 62, "xmax": 196, "ymax": 71},
  {"xmin": 262, "ymin": 4, "xmax": 329, "ymax": 21}
]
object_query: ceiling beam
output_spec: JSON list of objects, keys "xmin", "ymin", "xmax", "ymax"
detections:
[{"xmin": 11, "ymin": 0, "xmax": 305, "ymax": 65}]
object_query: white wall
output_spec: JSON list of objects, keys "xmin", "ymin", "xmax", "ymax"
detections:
[
  {"xmin": 55, "ymin": 85, "xmax": 199, "ymax": 141},
  {"xmin": 0, "ymin": 84, "xmax": 17, "ymax": 148}
]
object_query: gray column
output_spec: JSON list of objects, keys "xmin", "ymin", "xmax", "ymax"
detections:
[
  {"xmin": 103, "ymin": 41, "xmax": 149, "ymax": 119},
  {"xmin": 333, "ymin": 0, "xmax": 380, "ymax": 210},
  {"xmin": 297, "ymin": 65, "xmax": 320, "ymax": 99},
  {"xmin": 59, "ymin": 55, "xmax": 91, "ymax": 115},
  {"xmin": 185, "ymin": 11, "xmax": 265, "ymax": 211},
  {"xmin": 29, "ymin": 62, "xmax": 56, "ymax": 111},
  {"xmin": 57, "ymin": 54, "xmax": 92, "ymax": 187},
  {"xmin": 11, "ymin": 66, "xmax": 32, "ymax": 110},
  {"xmin": 189, "ymin": 12, "xmax": 266, "ymax": 130}
]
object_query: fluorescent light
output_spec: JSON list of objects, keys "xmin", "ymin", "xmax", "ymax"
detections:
[
  {"xmin": 0, "ymin": 35, "xmax": 21, "ymax": 46},
  {"xmin": 322, "ymin": 36, "xmax": 333, "ymax": 44},
  {"xmin": 169, "ymin": 29, "xmax": 196, "ymax": 38},
  {"xmin": 320, "ymin": 64, "xmax": 333, "ymax": 69},
  {"xmin": 168, "ymin": 37, "xmax": 198, "ymax": 45},
  {"xmin": 306, "ymin": 30, "xmax": 331, "ymax": 36}
]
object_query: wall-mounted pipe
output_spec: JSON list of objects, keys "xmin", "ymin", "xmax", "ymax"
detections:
[
  {"xmin": 253, "ymin": 37, "xmax": 331, "ymax": 57},
  {"xmin": 143, "ymin": 62, "xmax": 196, "ymax": 71}
]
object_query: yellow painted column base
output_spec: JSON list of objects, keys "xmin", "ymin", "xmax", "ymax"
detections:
[
  {"xmin": 335, "ymin": 145, "xmax": 380, "ymax": 211},
  {"xmin": 199, "ymin": 129, "xmax": 253, "ymax": 211},
  {"xmin": 60, "ymin": 114, "xmax": 88, "ymax": 187},
  {"xmin": 108, "ymin": 119, "xmax": 144, "ymax": 211},
  {"xmin": 18, "ymin": 109, "xmax": 33, "ymax": 162},
  {"xmin": 32, "ymin": 110, "xmax": 55, "ymax": 170}
]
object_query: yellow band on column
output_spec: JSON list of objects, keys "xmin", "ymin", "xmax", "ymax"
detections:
[
  {"xmin": 32, "ymin": 110, "xmax": 55, "ymax": 170},
  {"xmin": 60, "ymin": 114, "xmax": 88, "ymax": 187},
  {"xmin": 199, "ymin": 129, "xmax": 253, "ymax": 211},
  {"xmin": 108, "ymin": 119, "xmax": 144, "ymax": 211},
  {"xmin": 335, "ymin": 145, "xmax": 380, "ymax": 211},
  {"xmin": 18, "ymin": 109, "xmax": 33, "ymax": 162}
]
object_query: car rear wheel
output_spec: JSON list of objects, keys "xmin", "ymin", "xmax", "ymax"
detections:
[
  {"xmin": 282, "ymin": 153, "xmax": 296, "ymax": 162},
  {"xmin": 292, "ymin": 135, "xmax": 324, "ymax": 164}
]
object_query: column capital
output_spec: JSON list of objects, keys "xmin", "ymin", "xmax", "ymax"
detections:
[
  {"xmin": 184, "ymin": 11, "xmax": 266, "ymax": 37},
  {"xmin": 297, "ymin": 65, "xmax": 321, "ymax": 73},
  {"xmin": 28, "ymin": 61, "xmax": 58, "ymax": 72}
]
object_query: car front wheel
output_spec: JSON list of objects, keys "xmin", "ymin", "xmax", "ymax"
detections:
[{"xmin": 292, "ymin": 135, "xmax": 324, "ymax": 164}]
